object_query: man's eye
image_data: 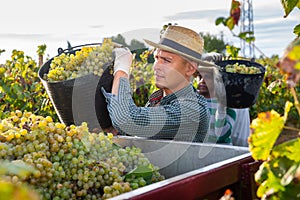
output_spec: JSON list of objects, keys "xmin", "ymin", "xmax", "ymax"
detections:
[{"xmin": 162, "ymin": 58, "xmax": 171, "ymax": 63}]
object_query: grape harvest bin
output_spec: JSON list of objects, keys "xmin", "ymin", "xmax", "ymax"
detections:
[{"xmin": 112, "ymin": 136, "xmax": 259, "ymax": 200}]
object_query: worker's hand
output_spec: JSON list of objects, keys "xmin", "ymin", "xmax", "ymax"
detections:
[
  {"xmin": 113, "ymin": 47, "xmax": 133, "ymax": 75},
  {"xmin": 202, "ymin": 52, "xmax": 223, "ymax": 63}
]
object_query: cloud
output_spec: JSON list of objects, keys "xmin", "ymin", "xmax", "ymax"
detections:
[
  {"xmin": 0, "ymin": 33, "xmax": 48, "ymax": 39},
  {"xmin": 164, "ymin": 9, "xmax": 228, "ymax": 21},
  {"xmin": 89, "ymin": 25, "xmax": 104, "ymax": 29}
]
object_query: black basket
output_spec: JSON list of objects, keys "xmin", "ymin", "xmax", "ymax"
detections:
[
  {"xmin": 215, "ymin": 59, "xmax": 266, "ymax": 108},
  {"xmin": 38, "ymin": 44, "xmax": 114, "ymax": 131}
]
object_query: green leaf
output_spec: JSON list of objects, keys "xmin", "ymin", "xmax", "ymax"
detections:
[
  {"xmin": 0, "ymin": 160, "xmax": 37, "ymax": 178},
  {"xmin": 1, "ymin": 84, "xmax": 10, "ymax": 94},
  {"xmin": 255, "ymin": 162, "xmax": 269, "ymax": 184},
  {"xmin": 0, "ymin": 92, "xmax": 4, "ymax": 99},
  {"xmin": 112, "ymin": 142, "xmax": 122, "ymax": 149},
  {"xmin": 238, "ymin": 32, "xmax": 255, "ymax": 43},
  {"xmin": 294, "ymin": 24, "xmax": 300, "ymax": 36},
  {"xmin": 215, "ymin": 17, "xmax": 226, "ymax": 26},
  {"xmin": 281, "ymin": 0, "xmax": 299, "ymax": 17},
  {"xmin": 249, "ymin": 110, "xmax": 285, "ymax": 160},
  {"xmin": 36, "ymin": 44, "xmax": 47, "ymax": 55},
  {"xmin": 12, "ymin": 84, "xmax": 24, "ymax": 99},
  {"xmin": 272, "ymin": 138, "xmax": 300, "ymax": 162},
  {"xmin": 226, "ymin": 17, "xmax": 235, "ymax": 30},
  {"xmin": 256, "ymin": 170, "xmax": 285, "ymax": 197},
  {"xmin": 280, "ymin": 163, "xmax": 299, "ymax": 186},
  {"xmin": 283, "ymin": 101, "xmax": 293, "ymax": 122},
  {"xmin": 238, "ymin": 32, "xmax": 248, "ymax": 39},
  {"xmin": 267, "ymin": 80, "xmax": 286, "ymax": 94},
  {"xmin": 125, "ymin": 165, "xmax": 154, "ymax": 182},
  {"xmin": 286, "ymin": 38, "xmax": 300, "ymax": 61},
  {"xmin": 245, "ymin": 36, "xmax": 255, "ymax": 43},
  {"xmin": 225, "ymin": 45, "xmax": 240, "ymax": 58}
]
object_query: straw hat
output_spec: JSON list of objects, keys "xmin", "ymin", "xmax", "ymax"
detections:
[{"xmin": 144, "ymin": 25, "xmax": 215, "ymax": 67}]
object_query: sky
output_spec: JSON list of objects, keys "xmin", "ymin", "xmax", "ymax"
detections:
[{"xmin": 0, "ymin": 0, "xmax": 299, "ymax": 63}]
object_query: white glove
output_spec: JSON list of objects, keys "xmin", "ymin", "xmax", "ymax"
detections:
[
  {"xmin": 202, "ymin": 52, "xmax": 223, "ymax": 63},
  {"xmin": 113, "ymin": 47, "xmax": 133, "ymax": 75}
]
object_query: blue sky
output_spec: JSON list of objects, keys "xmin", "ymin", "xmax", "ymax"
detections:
[{"xmin": 0, "ymin": 0, "xmax": 299, "ymax": 63}]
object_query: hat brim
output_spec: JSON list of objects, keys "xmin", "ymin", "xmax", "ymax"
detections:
[{"xmin": 144, "ymin": 39, "xmax": 216, "ymax": 67}]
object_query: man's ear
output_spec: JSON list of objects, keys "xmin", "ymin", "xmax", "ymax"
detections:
[
  {"xmin": 187, "ymin": 65, "xmax": 197, "ymax": 77},
  {"xmin": 192, "ymin": 69, "xmax": 199, "ymax": 78}
]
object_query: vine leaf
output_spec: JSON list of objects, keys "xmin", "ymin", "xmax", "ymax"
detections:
[
  {"xmin": 125, "ymin": 165, "xmax": 154, "ymax": 184},
  {"xmin": 0, "ymin": 160, "xmax": 37, "ymax": 178},
  {"xmin": 277, "ymin": 37, "xmax": 300, "ymax": 86},
  {"xmin": 294, "ymin": 24, "xmax": 300, "ymax": 36},
  {"xmin": 281, "ymin": 0, "xmax": 299, "ymax": 17},
  {"xmin": 280, "ymin": 164, "xmax": 299, "ymax": 186},
  {"xmin": 230, "ymin": 0, "xmax": 241, "ymax": 25},
  {"xmin": 256, "ymin": 169, "xmax": 285, "ymax": 198},
  {"xmin": 226, "ymin": 17, "xmax": 235, "ymax": 30},
  {"xmin": 249, "ymin": 102, "xmax": 293, "ymax": 161},
  {"xmin": 272, "ymin": 138, "xmax": 300, "ymax": 162},
  {"xmin": 215, "ymin": 17, "xmax": 226, "ymax": 26},
  {"xmin": 249, "ymin": 110, "xmax": 284, "ymax": 160}
]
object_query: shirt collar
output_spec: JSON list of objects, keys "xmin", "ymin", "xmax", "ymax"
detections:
[{"xmin": 148, "ymin": 84, "xmax": 195, "ymax": 106}]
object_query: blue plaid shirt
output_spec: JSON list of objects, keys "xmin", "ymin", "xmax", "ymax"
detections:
[{"xmin": 102, "ymin": 78, "xmax": 209, "ymax": 142}]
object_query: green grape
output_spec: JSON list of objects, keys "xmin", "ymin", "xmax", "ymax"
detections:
[
  {"xmin": 45, "ymin": 39, "xmax": 114, "ymax": 82},
  {"xmin": 0, "ymin": 110, "xmax": 165, "ymax": 199},
  {"xmin": 225, "ymin": 62, "xmax": 262, "ymax": 74}
]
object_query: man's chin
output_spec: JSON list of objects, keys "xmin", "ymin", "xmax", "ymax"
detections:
[
  {"xmin": 155, "ymin": 83, "xmax": 165, "ymax": 89},
  {"xmin": 198, "ymin": 91, "xmax": 209, "ymax": 96}
]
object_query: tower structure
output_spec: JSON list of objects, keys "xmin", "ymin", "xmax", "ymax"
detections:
[{"xmin": 240, "ymin": 0, "xmax": 255, "ymax": 58}]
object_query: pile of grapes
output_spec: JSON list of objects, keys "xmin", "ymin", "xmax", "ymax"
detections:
[
  {"xmin": 0, "ymin": 110, "xmax": 165, "ymax": 199},
  {"xmin": 44, "ymin": 38, "xmax": 114, "ymax": 82},
  {"xmin": 225, "ymin": 62, "xmax": 262, "ymax": 74}
]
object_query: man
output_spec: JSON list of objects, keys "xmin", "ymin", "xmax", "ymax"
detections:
[
  {"xmin": 196, "ymin": 62, "xmax": 251, "ymax": 146},
  {"xmin": 196, "ymin": 66, "xmax": 236, "ymax": 144},
  {"xmin": 102, "ymin": 25, "xmax": 215, "ymax": 142}
]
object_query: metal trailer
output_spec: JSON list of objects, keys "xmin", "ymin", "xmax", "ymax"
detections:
[{"xmin": 112, "ymin": 136, "xmax": 260, "ymax": 200}]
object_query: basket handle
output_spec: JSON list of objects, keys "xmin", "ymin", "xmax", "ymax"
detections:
[
  {"xmin": 57, "ymin": 42, "xmax": 124, "ymax": 55},
  {"xmin": 57, "ymin": 43, "xmax": 102, "ymax": 55}
]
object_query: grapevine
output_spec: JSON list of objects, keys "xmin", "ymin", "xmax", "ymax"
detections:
[{"xmin": 0, "ymin": 50, "xmax": 57, "ymax": 120}]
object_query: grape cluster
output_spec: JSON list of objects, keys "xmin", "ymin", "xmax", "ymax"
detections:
[
  {"xmin": 44, "ymin": 38, "xmax": 114, "ymax": 82},
  {"xmin": 0, "ymin": 110, "xmax": 165, "ymax": 199},
  {"xmin": 225, "ymin": 63, "xmax": 262, "ymax": 74}
]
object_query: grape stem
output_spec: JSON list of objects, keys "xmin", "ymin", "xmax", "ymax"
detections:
[
  {"xmin": 290, "ymin": 87, "xmax": 300, "ymax": 116},
  {"xmin": 283, "ymin": 125, "xmax": 300, "ymax": 132}
]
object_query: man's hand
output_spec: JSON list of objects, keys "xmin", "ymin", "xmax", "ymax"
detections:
[
  {"xmin": 202, "ymin": 52, "xmax": 223, "ymax": 63},
  {"xmin": 113, "ymin": 47, "xmax": 133, "ymax": 75}
]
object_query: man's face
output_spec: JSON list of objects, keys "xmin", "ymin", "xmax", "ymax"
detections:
[
  {"xmin": 197, "ymin": 72, "xmax": 214, "ymax": 98},
  {"xmin": 153, "ymin": 49, "xmax": 194, "ymax": 94}
]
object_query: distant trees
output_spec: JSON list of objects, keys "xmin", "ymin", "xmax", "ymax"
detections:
[
  {"xmin": 112, "ymin": 34, "xmax": 149, "ymax": 62},
  {"xmin": 112, "ymin": 34, "xmax": 146, "ymax": 51},
  {"xmin": 200, "ymin": 32, "xmax": 227, "ymax": 53}
]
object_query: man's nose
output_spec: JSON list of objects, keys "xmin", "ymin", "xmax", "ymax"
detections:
[
  {"xmin": 153, "ymin": 62, "xmax": 162, "ymax": 71},
  {"xmin": 199, "ymin": 78, "xmax": 205, "ymax": 84}
]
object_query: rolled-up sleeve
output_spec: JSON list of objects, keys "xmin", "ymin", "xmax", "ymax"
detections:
[
  {"xmin": 102, "ymin": 78, "xmax": 209, "ymax": 142},
  {"xmin": 102, "ymin": 78, "xmax": 166, "ymax": 137}
]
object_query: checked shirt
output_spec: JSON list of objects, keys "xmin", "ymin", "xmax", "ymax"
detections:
[{"xmin": 102, "ymin": 78, "xmax": 209, "ymax": 142}]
